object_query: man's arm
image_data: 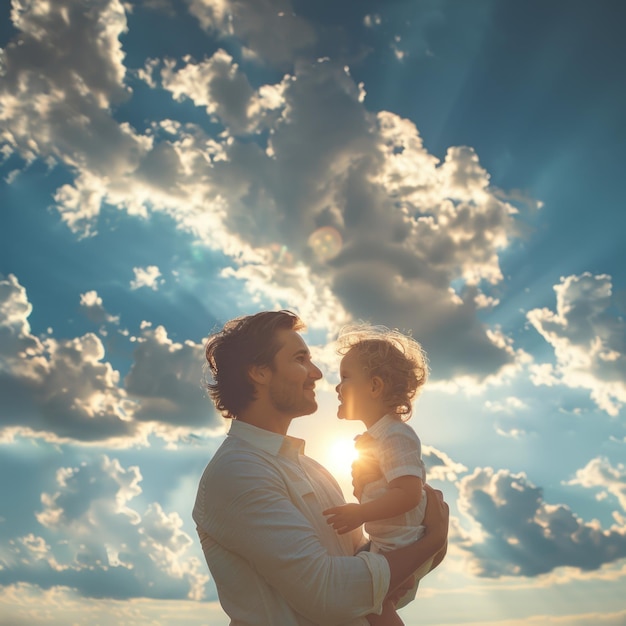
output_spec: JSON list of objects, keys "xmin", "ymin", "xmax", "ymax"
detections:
[{"xmin": 324, "ymin": 476, "xmax": 423, "ymax": 534}]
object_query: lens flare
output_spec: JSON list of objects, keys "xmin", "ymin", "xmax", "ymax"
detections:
[
  {"xmin": 268, "ymin": 243, "xmax": 294, "ymax": 265},
  {"xmin": 307, "ymin": 226, "xmax": 342, "ymax": 261}
]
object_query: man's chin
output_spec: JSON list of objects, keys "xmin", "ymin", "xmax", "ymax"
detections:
[{"xmin": 296, "ymin": 400, "xmax": 318, "ymax": 417}]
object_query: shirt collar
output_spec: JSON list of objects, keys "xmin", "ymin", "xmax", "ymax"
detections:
[
  {"xmin": 228, "ymin": 419, "xmax": 305, "ymax": 459},
  {"xmin": 367, "ymin": 414, "xmax": 397, "ymax": 439}
]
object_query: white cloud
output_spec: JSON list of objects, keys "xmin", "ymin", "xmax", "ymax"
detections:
[
  {"xmin": 0, "ymin": 0, "xmax": 137, "ymax": 164},
  {"xmin": 456, "ymin": 466, "xmax": 626, "ymax": 577},
  {"xmin": 0, "ymin": 274, "xmax": 137, "ymax": 444},
  {"xmin": 130, "ymin": 266, "xmax": 163, "ymax": 290},
  {"xmin": 566, "ymin": 457, "xmax": 626, "ymax": 514},
  {"xmin": 0, "ymin": 0, "xmax": 162, "ymax": 237},
  {"xmin": 161, "ymin": 49, "xmax": 286, "ymax": 135},
  {"xmin": 528, "ymin": 273, "xmax": 626, "ymax": 416},
  {"xmin": 220, "ymin": 259, "xmax": 351, "ymax": 337},
  {"xmin": 485, "ymin": 396, "xmax": 528, "ymax": 414},
  {"xmin": 363, "ymin": 14, "xmax": 382, "ymax": 28},
  {"xmin": 0, "ymin": 583, "xmax": 226, "ymax": 625},
  {"xmin": 423, "ymin": 446, "xmax": 468, "ymax": 482},
  {"xmin": 494, "ymin": 426, "xmax": 528, "ymax": 439},
  {"xmin": 0, "ymin": 273, "xmax": 43, "ymax": 358},
  {"xmin": 79, "ymin": 290, "xmax": 120, "ymax": 325},
  {"xmin": 2, "ymin": 455, "xmax": 210, "ymax": 600},
  {"xmin": 391, "ymin": 36, "xmax": 407, "ymax": 61},
  {"xmin": 0, "ymin": 274, "xmax": 218, "ymax": 444}
]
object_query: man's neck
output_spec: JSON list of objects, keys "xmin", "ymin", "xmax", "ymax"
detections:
[{"xmin": 237, "ymin": 406, "xmax": 293, "ymax": 436}]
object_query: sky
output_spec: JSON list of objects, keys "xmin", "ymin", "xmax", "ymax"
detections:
[{"xmin": 1, "ymin": 0, "xmax": 625, "ymax": 624}]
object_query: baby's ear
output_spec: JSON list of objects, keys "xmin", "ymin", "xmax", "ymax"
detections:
[{"xmin": 371, "ymin": 375, "xmax": 384, "ymax": 398}]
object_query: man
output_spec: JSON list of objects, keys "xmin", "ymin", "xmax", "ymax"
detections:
[{"xmin": 193, "ymin": 310, "xmax": 448, "ymax": 625}]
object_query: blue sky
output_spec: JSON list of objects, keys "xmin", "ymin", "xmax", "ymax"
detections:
[{"xmin": 1, "ymin": 0, "xmax": 625, "ymax": 624}]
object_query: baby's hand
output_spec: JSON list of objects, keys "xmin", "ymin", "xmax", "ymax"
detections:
[{"xmin": 322, "ymin": 503, "xmax": 364, "ymax": 534}]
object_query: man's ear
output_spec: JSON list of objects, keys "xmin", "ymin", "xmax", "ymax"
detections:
[
  {"xmin": 371, "ymin": 376, "xmax": 384, "ymax": 398},
  {"xmin": 248, "ymin": 364, "xmax": 270, "ymax": 386}
]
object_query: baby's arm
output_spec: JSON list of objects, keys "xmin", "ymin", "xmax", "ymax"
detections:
[{"xmin": 323, "ymin": 475, "xmax": 423, "ymax": 535}]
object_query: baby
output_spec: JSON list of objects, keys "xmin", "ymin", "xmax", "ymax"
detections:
[{"xmin": 323, "ymin": 324, "xmax": 433, "ymax": 621}]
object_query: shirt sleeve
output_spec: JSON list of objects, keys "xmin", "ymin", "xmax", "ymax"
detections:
[
  {"xmin": 378, "ymin": 432, "xmax": 425, "ymax": 483},
  {"xmin": 197, "ymin": 451, "xmax": 390, "ymax": 625}
]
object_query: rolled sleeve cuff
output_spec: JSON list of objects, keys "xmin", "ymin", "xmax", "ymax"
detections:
[{"xmin": 356, "ymin": 551, "xmax": 390, "ymax": 616}]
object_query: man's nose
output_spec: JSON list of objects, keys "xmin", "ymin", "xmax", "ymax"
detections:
[
  {"xmin": 309, "ymin": 362, "xmax": 323, "ymax": 380},
  {"xmin": 335, "ymin": 382, "xmax": 341, "ymax": 394}
]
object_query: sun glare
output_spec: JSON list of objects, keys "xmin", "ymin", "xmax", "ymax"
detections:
[{"xmin": 325, "ymin": 437, "xmax": 359, "ymax": 478}]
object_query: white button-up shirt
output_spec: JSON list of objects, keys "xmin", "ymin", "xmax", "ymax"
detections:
[{"xmin": 193, "ymin": 420, "xmax": 390, "ymax": 625}]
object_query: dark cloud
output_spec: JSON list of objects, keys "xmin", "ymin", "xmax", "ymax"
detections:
[
  {"xmin": 333, "ymin": 262, "xmax": 512, "ymax": 378},
  {"xmin": 232, "ymin": 60, "xmax": 520, "ymax": 379},
  {"xmin": 188, "ymin": 0, "xmax": 317, "ymax": 69},
  {"xmin": 457, "ymin": 467, "xmax": 626, "ymax": 577},
  {"xmin": 125, "ymin": 324, "xmax": 218, "ymax": 428}
]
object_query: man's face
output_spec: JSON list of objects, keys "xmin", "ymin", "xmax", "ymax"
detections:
[{"xmin": 266, "ymin": 329, "xmax": 323, "ymax": 418}]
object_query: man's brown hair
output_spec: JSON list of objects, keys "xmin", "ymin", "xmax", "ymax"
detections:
[{"xmin": 205, "ymin": 310, "xmax": 305, "ymax": 419}]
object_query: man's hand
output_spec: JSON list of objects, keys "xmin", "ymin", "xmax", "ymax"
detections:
[
  {"xmin": 322, "ymin": 503, "xmax": 365, "ymax": 534},
  {"xmin": 388, "ymin": 574, "xmax": 416, "ymax": 607},
  {"xmin": 420, "ymin": 485, "xmax": 449, "ymax": 575},
  {"xmin": 366, "ymin": 599, "xmax": 405, "ymax": 625},
  {"xmin": 422, "ymin": 485, "xmax": 449, "ymax": 543}
]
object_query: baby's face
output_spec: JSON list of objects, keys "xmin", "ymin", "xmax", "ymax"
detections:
[{"xmin": 335, "ymin": 349, "xmax": 373, "ymax": 422}]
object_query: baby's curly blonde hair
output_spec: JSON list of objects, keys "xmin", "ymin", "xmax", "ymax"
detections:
[{"xmin": 337, "ymin": 323, "xmax": 429, "ymax": 420}]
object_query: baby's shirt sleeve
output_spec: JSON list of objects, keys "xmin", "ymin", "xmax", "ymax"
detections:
[{"xmin": 378, "ymin": 430, "xmax": 425, "ymax": 483}]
